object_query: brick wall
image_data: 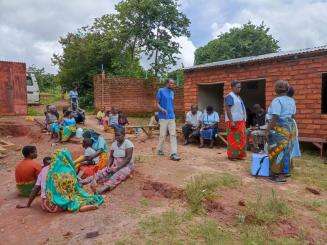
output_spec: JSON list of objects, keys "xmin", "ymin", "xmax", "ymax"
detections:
[
  {"xmin": 0, "ymin": 61, "xmax": 27, "ymax": 116},
  {"xmin": 93, "ymin": 75, "xmax": 184, "ymax": 116},
  {"xmin": 184, "ymin": 53, "xmax": 327, "ymax": 139}
]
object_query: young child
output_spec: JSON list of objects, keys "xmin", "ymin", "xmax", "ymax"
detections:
[
  {"xmin": 15, "ymin": 146, "xmax": 41, "ymax": 197},
  {"xmin": 118, "ymin": 111, "xmax": 129, "ymax": 127},
  {"xmin": 16, "ymin": 157, "xmax": 52, "ymax": 210},
  {"xmin": 96, "ymin": 107, "xmax": 106, "ymax": 125}
]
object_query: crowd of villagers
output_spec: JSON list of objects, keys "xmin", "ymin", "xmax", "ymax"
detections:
[
  {"xmin": 14, "ymin": 78, "xmax": 300, "ymax": 214},
  {"xmin": 15, "ymin": 98, "xmax": 133, "ymax": 212}
]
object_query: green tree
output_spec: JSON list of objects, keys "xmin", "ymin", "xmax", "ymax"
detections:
[
  {"xmin": 116, "ymin": 0, "xmax": 190, "ymax": 76},
  {"xmin": 52, "ymin": 15, "xmax": 144, "ymax": 107},
  {"xmin": 28, "ymin": 65, "xmax": 58, "ymax": 92},
  {"xmin": 194, "ymin": 22, "xmax": 280, "ymax": 65}
]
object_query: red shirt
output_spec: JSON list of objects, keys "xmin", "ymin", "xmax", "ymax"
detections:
[{"xmin": 15, "ymin": 159, "xmax": 42, "ymax": 184}]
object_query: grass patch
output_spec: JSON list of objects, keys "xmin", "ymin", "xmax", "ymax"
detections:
[
  {"xmin": 188, "ymin": 219, "xmax": 231, "ymax": 244},
  {"xmin": 40, "ymin": 91, "xmax": 62, "ymax": 105},
  {"xmin": 292, "ymin": 153, "xmax": 327, "ymax": 191},
  {"xmin": 139, "ymin": 210, "xmax": 186, "ymax": 244},
  {"xmin": 239, "ymin": 190, "xmax": 291, "ymax": 225},
  {"xmin": 138, "ymin": 210, "xmax": 231, "ymax": 244},
  {"xmin": 240, "ymin": 225, "xmax": 269, "ymax": 245},
  {"xmin": 27, "ymin": 106, "xmax": 44, "ymax": 116},
  {"xmin": 185, "ymin": 172, "xmax": 241, "ymax": 214}
]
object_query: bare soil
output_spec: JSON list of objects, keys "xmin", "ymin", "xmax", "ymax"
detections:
[{"xmin": 0, "ymin": 116, "xmax": 326, "ymax": 244}]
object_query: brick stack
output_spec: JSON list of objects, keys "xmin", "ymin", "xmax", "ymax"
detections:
[
  {"xmin": 184, "ymin": 52, "xmax": 327, "ymax": 139},
  {"xmin": 93, "ymin": 75, "xmax": 184, "ymax": 116},
  {"xmin": 0, "ymin": 61, "xmax": 27, "ymax": 116}
]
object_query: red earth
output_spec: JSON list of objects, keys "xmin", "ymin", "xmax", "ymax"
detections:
[{"xmin": 0, "ymin": 116, "xmax": 325, "ymax": 244}]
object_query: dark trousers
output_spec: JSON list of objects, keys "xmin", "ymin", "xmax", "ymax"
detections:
[{"xmin": 182, "ymin": 125, "xmax": 199, "ymax": 140}]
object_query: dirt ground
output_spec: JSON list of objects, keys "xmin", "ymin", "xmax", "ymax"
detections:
[{"xmin": 0, "ymin": 116, "xmax": 326, "ymax": 244}]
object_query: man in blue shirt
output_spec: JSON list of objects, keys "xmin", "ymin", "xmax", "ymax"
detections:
[
  {"xmin": 156, "ymin": 79, "xmax": 180, "ymax": 161},
  {"xmin": 69, "ymin": 86, "xmax": 79, "ymax": 108}
]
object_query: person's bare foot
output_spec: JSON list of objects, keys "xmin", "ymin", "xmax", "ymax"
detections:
[{"xmin": 79, "ymin": 205, "xmax": 98, "ymax": 212}]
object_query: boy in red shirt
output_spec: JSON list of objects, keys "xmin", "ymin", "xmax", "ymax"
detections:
[{"xmin": 15, "ymin": 146, "xmax": 41, "ymax": 197}]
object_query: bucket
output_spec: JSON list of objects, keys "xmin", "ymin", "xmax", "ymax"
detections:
[{"xmin": 251, "ymin": 153, "xmax": 270, "ymax": 177}]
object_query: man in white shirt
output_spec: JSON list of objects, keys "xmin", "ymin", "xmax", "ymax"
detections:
[{"xmin": 182, "ymin": 105, "xmax": 203, "ymax": 145}]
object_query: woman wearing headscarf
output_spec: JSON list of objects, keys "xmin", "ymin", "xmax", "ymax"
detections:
[
  {"xmin": 266, "ymin": 80, "xmax": 296, "ymax": 182},
  {"xmin": 225, "ymin": 80, "xmax": 247, "ymax": 160},
  {"xmin": 74, "ymin": 129, "xmax": 109, "ymax": 178}
]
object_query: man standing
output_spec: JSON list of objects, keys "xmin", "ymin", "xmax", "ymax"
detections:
[
  {"xmin": 69, "ymin": 86, "xmax": 79, "ymax": 108},
  {"xmin": 156, "ymin": 79, "xmax": 181, "ymax": 161},
  {"xmin": 182, "ymin": 105, "xmax": 202, "ymax": 145},
  {"xmin": 225, "ymin": 80, "xmax": 247, "ymax": 160}
]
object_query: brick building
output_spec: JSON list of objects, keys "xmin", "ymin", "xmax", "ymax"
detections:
[
  {"xmin": 183, "ymin": 46, "xmax": 327, "ymax": 152},
  {"xmin": 0, "ymin": 61, "xmax": 27, "ymax": 116},
  {"xmin": 93, "ymin": 74, "xmax": 184, "ymax": 116}
]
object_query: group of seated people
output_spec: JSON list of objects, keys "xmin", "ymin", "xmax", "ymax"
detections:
[
  {"xmin": 44, "ymin": 104, "xmax": 85, "ymax": 142},
  {"xmin": 96, "ymin": 107, "xmax": 129, "ymax": 131},
  {"xmin": 182, "ymin": 105, "xmax": 220, "ymax": 148},
  {"xmin": 182, "ymin": 104, "xmax": 267, "ymax": 150},
  {"xmin": 16, "ymin": 128, "xmax": 134, "ymax": 213}
]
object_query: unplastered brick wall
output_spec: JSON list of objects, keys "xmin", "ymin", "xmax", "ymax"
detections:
[
  {"xmin": 184, "ymin": 53, "xmax": 327, "ymax": 139},
  {"xmin": 93, "ymin": 75, "xmax": 184, "ymax": 116},
  {"xmin": 0, "ymin": 61, "xmax": 27, "ymax": 116}
]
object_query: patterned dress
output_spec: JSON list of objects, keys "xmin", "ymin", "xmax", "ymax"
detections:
[{"xmin": 45, "ymin": 149, "xmax": 104, "ymax": 212}]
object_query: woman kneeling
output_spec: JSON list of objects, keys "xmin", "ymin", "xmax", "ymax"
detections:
[{"xmin": 81, "ymin": 129, "xmax": 134, "ymax": 194}]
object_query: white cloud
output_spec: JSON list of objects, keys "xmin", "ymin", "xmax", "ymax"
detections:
[
  {"xmin": 174, "ymin": 36, "xmax": 196, "ymax": 68},
  {"xmin": 0, "ymin": 0, "xmax": 119, "ymax": 73},
  {"xmin": 211, "ymin": 22, "xmax": 242, "ymax": 38},
  {"xmin": 229, "ymin": 0, "xmax": 327, "ymax": 50}
]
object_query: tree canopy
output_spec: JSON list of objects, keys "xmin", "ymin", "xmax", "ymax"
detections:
[
  {"xmin": 194, "ymin": 22, "xmax": 280, "ymax": 65},
  {"xmin": 53, "ymin": 0, "xmax": 190, "ymax": 107}
]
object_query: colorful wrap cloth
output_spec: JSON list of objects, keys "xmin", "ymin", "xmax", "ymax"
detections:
[
  {"xmin": 226, "ymin": 121, "xmax": 247, "ymax": 160},
  {"xmin": 268, "ymin": 117, "xmax": 296, "ymax": 175},
  {"xmin": 45, "ymin": 149, "xmax": 104, "ymax": 212}
]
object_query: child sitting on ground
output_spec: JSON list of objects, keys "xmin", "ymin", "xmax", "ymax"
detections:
[
  {"xmin": 15, "ymin": 146, "xmax": 41, "ymax": 197},
  {"xmin": 118, "ymin": 110, "xmax": 129, "ymax": 127},
  {"xmin": 96, "ymin": 107, "xmax": 106, "ymax": 125},
  {"xmin": 16, "ymin": 157, "xmax": 52, "ymax": 210}
]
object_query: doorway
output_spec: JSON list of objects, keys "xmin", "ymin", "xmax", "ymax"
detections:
[
  {"xmin": 197, "ymin": 83, "xmax": 224, "ymax": 116},
  {"xmin": 240, "ymin": 79, "xmax": 266, "ymax": 126}
]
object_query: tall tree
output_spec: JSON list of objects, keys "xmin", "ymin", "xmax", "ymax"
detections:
[
  {"xmin": 194, "ymin": 22, "xmax": 280, "ymax": 65},
  {"xmin": 53, "ymin": 15, "xmax": 143, "ymax": 107},
  {"xmin": 116, "ymin": 0, "xmax": 191, "ymax": 76}
]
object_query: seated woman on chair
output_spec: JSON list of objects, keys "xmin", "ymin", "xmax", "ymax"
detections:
[{"xmin": 199, "ymin": 106, "xmax": 219, "ymax": 148}]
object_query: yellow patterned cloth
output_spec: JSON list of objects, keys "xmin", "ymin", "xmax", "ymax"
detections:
[{"xmin": 46, "ymin": 149, "xmax": 103, "ymax": 212}]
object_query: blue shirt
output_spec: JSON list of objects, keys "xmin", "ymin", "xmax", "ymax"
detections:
[
  {"xmin": 69, "ymin": 90, "xmax": 78, "ymax": 99},
  {"xmin": 202, "ymin": 111, "xmax": 219, "ymax": 126},
  {"xmin": 156, "ymin": 87, "xmax": 175, "ymax": 120},
  {"xmin": 267, "ymin": 96, "xmax": 296, "ymax": 119},
  {"xmin": 62, "ymin": 118, "xmax": 76, "ymax": 126},
  {"xmin": 92, "ymin": 135, "xmax": 109, "ymax": 153}
]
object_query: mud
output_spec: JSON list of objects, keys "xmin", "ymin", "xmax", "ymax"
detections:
[{"xmin": 142, "ymin": 178, "xmax": 185, "ymax": 199}]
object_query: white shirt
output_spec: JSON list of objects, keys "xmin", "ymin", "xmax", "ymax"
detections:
[
  {"xmin": 84, "ymin": 147, "xmax": 99, "ymax": 164},
  {"xmin": 111, "ymin": 139, "xmax": 134, "ymax": 158},
  {"xmin": 185, "ymin": 111, "xmax": 202, "ymax": 127},
  {"xmin": 36, "ymin": 165, "xmax": 49, "ymax": 199}
]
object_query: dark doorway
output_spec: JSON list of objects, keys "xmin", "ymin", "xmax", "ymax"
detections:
[
  {"xmin": 240, "ymin": 79, "xmax": 266, "ymax": 126},
  {"xmin": 322, "ymin": 73, "xmax": 327, "ymax": 114},
  {"xmin": 198, "ymin": 83, "xmax": 224, "ymax": 116}
]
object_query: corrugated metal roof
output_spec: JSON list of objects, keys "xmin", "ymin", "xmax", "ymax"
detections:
[{"xmin": 184, "ymin": 45, "xmax": 327, "ymax": 72}]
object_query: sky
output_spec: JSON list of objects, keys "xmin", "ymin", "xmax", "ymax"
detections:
[{"xmin": 1, "ymin": 0, "xmax": 327, "ymax": 74}]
